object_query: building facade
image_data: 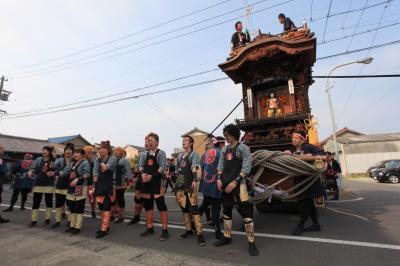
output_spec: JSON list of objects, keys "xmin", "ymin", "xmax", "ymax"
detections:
[
  {"xmin": 181, "ymin": 127, "xmax": 210, "ymax": 156},
  {"xmin": 124, "ymin": 145, "xmax": 145, "ymax": 160},
  {"xmin": 321, "ymin": 129, "xmax": 400, "ymax": 175}
]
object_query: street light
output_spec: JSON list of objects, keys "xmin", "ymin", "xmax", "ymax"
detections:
[{"xmin": 326, "ymin": 57, "xmax": 373, "ymax": 160}]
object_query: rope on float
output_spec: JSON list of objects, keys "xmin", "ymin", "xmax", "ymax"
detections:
[{"xmin": 247, "ymin": 150, "xmax": 326, "ymax": 204}]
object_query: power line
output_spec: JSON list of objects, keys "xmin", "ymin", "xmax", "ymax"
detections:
[
  {"xmin": 327, "ymin": 13, "xmax": 400, "ymax": 34},
  {"xmin": 317, "ymin": 39, "xmax": 400, "ymax": 60},
  {"xmin": 340, "ymin": 0, "xmax": 353, "ymax": 29},
  {"xmin": 0, "ymin": 0, "xmax": 232, "ymax": 73},
  {"xmin": 13, "ymin": 0, "xmax": 384, "ymax": 79},
  {"xmin": 339, "ymin": 2, "xmax": 391, "ymax": 120},
  {"xmin": 312, "ymin": 0, "xmax": 389, "ymax": 22},
  {"xmin": 345, "ymin": 0, "xmax": 369, "ymax": 51},
  {"xmin": 198, "ymin": 98, "xmax": 244, "ymax": 148},
  {"xmin": 321, "ymin": 0, "xmax": 333, "ymax": 42},
  {"xmin": 310, "ymin": 0, "xmax": 314, "ymax": 21},
  {"xmin": 8, "ymin": 0, "xmax": 275, "ymax": 77},
  {"xmin": 17, "ymin": 14, "xmax": 396, "ymax": 80},
  {"xmin": 313, "ymin": 74, "xmax": 400, "ymax": 78},
  {"xmin": 6, "ymin": 38, "xmax": 400, "ymax": 119},
  {"xmin": 142, "ymin": 96, "xmax": 185, "ymax": 130},
  {"xmin": 0, "ymin": 77, "xmax": 229, "ymax": 120},
  {"xmin": 345, "ymin": 81, "xmax": 400, "ymax": 126},
  {"xmin": 16, "ymin": 38, "xmax": 226, "ymax": 104},
  {"xmin": 6, "ymin": 68, "xmax": 220, "ymax": 116},
  {"xmin": 318, "ymin": 22, "xmax": 400, "ymax": 45}
]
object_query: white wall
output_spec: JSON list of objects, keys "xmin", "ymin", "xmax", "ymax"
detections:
[{"xmin": 340, "ymin": 152, "xmax": 400, "ymax": 174}]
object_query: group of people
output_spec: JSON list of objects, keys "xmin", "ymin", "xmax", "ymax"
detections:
[
  {"xmin": 0, "ymin": 124, "xmax": 259, "ymax": 256},
  {"xmin": 129, "ymin": 125, "xmax": 260, "ymax": 255},
  {"xmin": 0, "ymin": 123, "xmax": 342, "ymax": 256},
  {"xmin": 231, "ymin": 13, "xmax": 305, "ymax": 50}
]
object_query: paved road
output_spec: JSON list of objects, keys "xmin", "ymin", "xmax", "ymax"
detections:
[{"xmin": 1, "ymin": 178, "xmax": 399, "ymax": 266}]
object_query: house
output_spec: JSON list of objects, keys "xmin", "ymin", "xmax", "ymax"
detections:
[
  {"xmin": 181, "ymin": 127, "xmax": 210, "ymax": 156},
  {"xmin": 48, "ymin": 134, "xmax": 91, "ymax": 149},
  {"xmin": 320, "ymin": 127, "xmax": 364, "ymax": 148},
  {"xmin": 0, "ymin": 134, "xmax": 64, "ymax": 162},
  {"xmin": 124, "ymin": 145, "xmax": 145, "ymax": 160},
  {"xmin": 321, "ymin": 128, "xmax": 400, "ymax": 175}
]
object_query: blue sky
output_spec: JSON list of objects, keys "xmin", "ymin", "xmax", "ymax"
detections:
[{"xmin": 0, "ymin": 0, "xmax": 399, "ymax": 154}]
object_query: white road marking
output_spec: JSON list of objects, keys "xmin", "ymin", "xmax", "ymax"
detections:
[
  {"xmin": 2, "ymin": 203, "xmax": 400, "ymax": 251},
  {"xmin": 327, "ymin": 197, "xmax": 364, "ymax": 203},
  {"xmin": 124, "ymin": 193, "xmax": 201, "ymax": 199},
  {"xmin": 325, "ymin": 207, "xmax": 369, "ymax": 221}
]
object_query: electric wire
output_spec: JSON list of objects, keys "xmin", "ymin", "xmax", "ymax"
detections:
[
  {"xmin": 340, "ymin": 0, "xmax": 353, "ymax": 29},
  {"xmin": 339, "ymin": 2, "xmax": 391, "ymax": 121},
  {"xmin": 0, "ymin": 77, "xmax": 230, "ymax": 120},
  {"xmin": 317, "ymin": 39, "xmax": 400, "ymax": 60},
  {"xmin": 322, "ymin": 0, "xmax": 334, "ymax": 42},
  {"xmin": 8, "ymin": 0, "xmax": 274, "ymax": 77},
  {"xmin": 345, "ymin": 0, "xmax": 369, "ymax": 51},
  {"xmin": 4, "ymin": 38, "xmax": 400, "ymax": 120},
  {"xmin": 311, "ymin": 0, "xmax": 388, "ymax": 22},
  {"xmin": 0, "ymin": 0, "xmax": 232, "ymax": 72},
  {"xmin": 6, "ymin": 68, "xmax": 220, "ymax": 116}
]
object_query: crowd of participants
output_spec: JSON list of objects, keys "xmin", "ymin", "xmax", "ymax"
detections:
[{"xmin": 0, "ymin": 124, "xmax": 342, "ymax": 256}]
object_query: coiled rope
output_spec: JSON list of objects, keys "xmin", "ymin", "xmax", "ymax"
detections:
[{"xmin": 248, "ymin": 150, "xmax": 326, "ymax": 203}]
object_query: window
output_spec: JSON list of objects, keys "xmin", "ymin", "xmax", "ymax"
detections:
[{"xmin": 386, "ymin": 161, "xmax": 400, "ymax": 169}]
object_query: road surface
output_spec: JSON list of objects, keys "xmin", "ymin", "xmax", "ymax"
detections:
[{"xmin": 0, "ymin": 177, "xmax": 399, "ymax": 265}]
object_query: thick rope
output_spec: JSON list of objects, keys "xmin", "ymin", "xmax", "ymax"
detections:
[{"xmin": 248, "ymin": 150, "xmax": 326, "ymax": 204}]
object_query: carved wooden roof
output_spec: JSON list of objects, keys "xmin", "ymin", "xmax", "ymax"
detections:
[{"xmin": 218, "ymin": 32, "xmax": 316, "ymax": 84}]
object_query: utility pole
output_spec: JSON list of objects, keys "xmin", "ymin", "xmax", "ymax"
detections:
[
  {"xmin": 0, "ymin": 76, "xmax": 11, "ymax": 116},
  {"xmin": 0, "ymin": 76, "xmax": 6, "ymax": 95}
]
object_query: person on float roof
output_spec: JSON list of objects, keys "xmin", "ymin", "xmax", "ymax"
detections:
[
  {"xmin": 231, "ymin": 21, "xmax": 250, "ymax": 50},
  {"xmin": 278, "ymin": 13, "xmax": 296, "ymax": 32}
]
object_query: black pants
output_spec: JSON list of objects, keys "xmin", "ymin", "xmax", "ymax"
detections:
[
  {"xmin": 298, "ymin": 198, "xmax": 319, "ymax": 226},
  {"xmin": 68, "ymin": 199, "xmax": 86, "ymax": 214},
  {"xmin": 143, "ymin": 196, "xmax": 167, "ymax": 212},
  {"xmin": 200, "ymin": 196, "xmax": 221, "ymax": 225},
  {"xmin": 165, "ymin": 180, "xmax": 174, "ymax": 192},
  {"xmin": 10, "ymin": 189, "xmax": 30, "ymax": 206},
  {"xmin": 55, "ymin": 193, "xmax": 67, "ymax": 208},
  {"xmin": 32, "ymin": 192, "xmax": 53, "ymax": 209},
  {"xmin": 0, "ymin": 184, "xmax": 3, "ymax": 204},
  {"xmin": 98, "ymin": 196, "xmax": 112, "ymax": 211},
  {"xmin": 222, "ymin": 192, "xmax": 253, "ymax": 220},
  {"xmin": 327, "ymin": 181, "xmax": 339, "ymax": 200},
  {"xmin": 114, "ymin": 189, "xmax": 125, "ymax": 208}
]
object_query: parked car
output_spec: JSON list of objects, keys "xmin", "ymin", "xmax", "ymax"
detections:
[
  {"xmin": 367, "ymin": 160, "xmax": 391, "ymax": 178},
  {"xmin": 374, "ymin": 160, "xmax": 400, "ymax": 184}
]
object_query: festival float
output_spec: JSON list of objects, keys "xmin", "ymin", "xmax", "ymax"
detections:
[{"xmin": 219, "ymin": 20, "xmax": 326, "ymax": 211}]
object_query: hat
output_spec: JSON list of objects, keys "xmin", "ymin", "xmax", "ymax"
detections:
[
  {"xmin": 292, "ymin": 130, "xmax": 307, "ymax": 140},
  {"xmin": 24, "ymin": 153, "xmax": 33, "ymax": 159},
  {"xmin": 216, "ymin": 136, "xmax": 226, "ymax": 143},
  {"xmin": 99, "ymin": 141, "xmax": 112, "ymax": 153}
]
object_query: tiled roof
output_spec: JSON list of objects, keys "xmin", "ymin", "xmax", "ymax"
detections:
[
  {"xmin": 0, "ymin": 134, "xmax": 58, "ymax": 154},
  {"xmin": 181, "ymin": 127, "xmax": 210, "ymax": 137},
  {"xmin": 337, "ymin": 133, "xmax": 400, "ymax": 144},
  {"xmin": 47, "ymin": 135, "xmax": 80, "ymax": 143},
  {"xmin": 47, "ymin": 134, "xmax": 91, "ymax": 146},
  {"xmin": 320, "ymin": 127, "xmax": 364, "ymax": 145}
]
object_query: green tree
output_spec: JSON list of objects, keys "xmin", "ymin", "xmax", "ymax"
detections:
[{"xmin": 129, "ymin": 155, "xmax": 139, "ymax": 170}]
